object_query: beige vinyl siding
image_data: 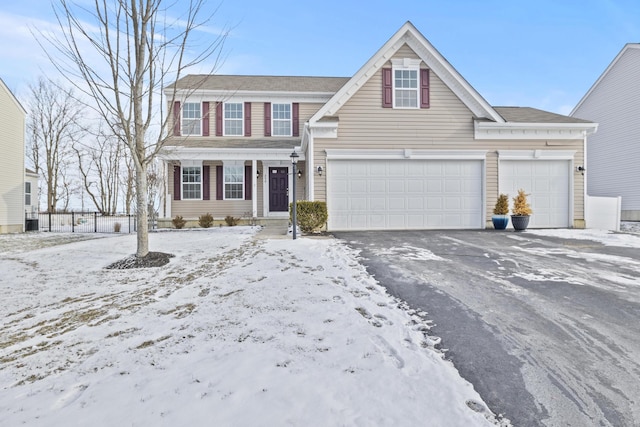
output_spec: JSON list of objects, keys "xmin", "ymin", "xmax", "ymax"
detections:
[
  {"xmin": 166, "ymin": 101, "xmax": 324, "ymax": 147},
  {"xmin": 487, "ymin": 140, "xmax": 585, "ymax": 223},
  {"xmin": 329, "ymin": 59, "xmax": 476, "ymax": 147},
  {"xmin": 314, "ymin": 43, "xmax": 585, "ymax": 227},
  {"xmin": 168, "ymin": 161, "xmax": 261, "ymax": 219},
  {"xmin": 169, "ymin": 160, "xmax": 308, "ymax": 219},
  {"xmin": 0, "ymin": 81, "xmax": 26, "ymax": 233}
]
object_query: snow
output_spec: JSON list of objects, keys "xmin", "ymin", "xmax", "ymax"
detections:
[
  {"xmin": 0, "ymin": 228, "xmax": 496, "ymax": 426},
  {"xmin": 528, "ymin": 223, "xmax": 640, "ymax": 248}
]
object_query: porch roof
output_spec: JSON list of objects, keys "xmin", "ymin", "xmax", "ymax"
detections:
[{"xmin": 163, "ymin": 138, "xmax": 300, "ymax": 150}]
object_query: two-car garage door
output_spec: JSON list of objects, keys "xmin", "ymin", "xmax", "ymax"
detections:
[{"xmin": 328, "ymin": 159, "xmax": 483, "ymax": 230}]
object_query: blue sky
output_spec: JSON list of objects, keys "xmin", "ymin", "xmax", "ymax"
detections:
[{"xmin": 1, "ymin": 0, "xmax": 639, "ymax": 114}]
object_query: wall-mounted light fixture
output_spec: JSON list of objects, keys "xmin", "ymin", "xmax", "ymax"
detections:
[
  {"xmin": 317, "ymin": 166, "xmax": 323, "ymax": 176},
  {"xmin": 256, "ymin": 169, "xmax": 261, "ymax": 178},
  {"xmin": 575, "ymin": 166, "xmax": 586, "ymax": 175},
  {"xmin": 297, "ymin": 170, "xmax": 303, "ymax": 179}
]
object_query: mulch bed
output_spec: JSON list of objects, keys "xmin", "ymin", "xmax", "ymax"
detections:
[{"xmin": 105, "ymin": 251, "xmax": 175, "ymax": 269}]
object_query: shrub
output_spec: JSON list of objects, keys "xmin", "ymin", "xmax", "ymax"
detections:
[
  {"xmin": 512, "ymin": 189, "xmax": 533, "ymax": 216},
  {"xmin": 114, "ymin": 222, "xmax": 122, "ymax": 232},
  {"xmin": 224, "ymin": 215, "xmax": 240, "ymax": 226},
  {"xmin": 290, "ymin": 201, "xmax": 328, "ymax": 233},
  {"xmin": 199, "ymin": 213, "xmax": 214, "ymax": 228},
  {"xmin": 493, "ymin": 194, "xmax": 510, "ymax": 215},
  {"xmin": 172, "ymin": 215, "xmax": 186, "ymax": 229}
]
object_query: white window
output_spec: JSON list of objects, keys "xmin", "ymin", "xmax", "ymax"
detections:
[
  {"xmin": 394, "ymin": 69, "xmax": 418, "ymax": 108},
  {"xmin": 182, "ymin": 102, "xmax": 201, "ymax": 135},
  {"xmin": 224, "ymin": 164, "xmax": 244, "ymax": 200},
  {"xmin": 272, "ymin": 103, "xmax": 291, "ymax": 136},
  {"xmin": 224, "ymin": 103, "xmax": 243, "ymax": 136},
  {"xmin": 182, "ymin": 166, "xmax": 202, "ymax": 199},
  {"xmin": 25, "ymin": 182, "xmax": 31, "ymax": 206},
  {"xmin": 392, "ymin": 58, "xmax": 421, "ymax": 109}
]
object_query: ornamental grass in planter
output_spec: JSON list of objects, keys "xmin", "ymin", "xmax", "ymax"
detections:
[
  {"xmin": 511, "ymin": 189, "xmax": 533, "ymax": 231},
  {"xmin": 492, "ymin": 193, "xmax": 510, "ymax": 230}
]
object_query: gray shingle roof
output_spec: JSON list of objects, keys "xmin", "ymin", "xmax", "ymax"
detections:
[
  {"xmin": 494, "ymin": 107, "xmax": 593, "ymax": 124},
  {"xmin": 167, "ymin": 138, "xmax": 300, "ymax": 150},
  {"xmin": 169, "ymin": 75, "xmax": 350, "ymax": 93}
]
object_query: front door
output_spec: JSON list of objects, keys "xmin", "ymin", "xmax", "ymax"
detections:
[{"xmin": 269, "ymin": 167, "xmax": 288, "ymax": 212}]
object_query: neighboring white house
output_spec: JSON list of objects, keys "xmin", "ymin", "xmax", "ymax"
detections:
[
  {"xmin": 25, "ymin": 168, "xmax": 39, "ymax": 216},
  {"xmin": 571, "ymin": 43, "xmax": 640, "ymax": 221},
  {"xmin": 0, "ymin": 78, "xmax": 27, "ymax": 233}
]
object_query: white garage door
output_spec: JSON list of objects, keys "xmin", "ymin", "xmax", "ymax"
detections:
[
  {"xmin": 328, "ymin": 159, "xmax": 483, "ymax": 230},
  {"xmin": 499, "ymin": 160, "xmax": 570, "ymax": 228}
]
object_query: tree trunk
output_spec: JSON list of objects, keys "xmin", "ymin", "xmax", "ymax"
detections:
[{"xmin": 135, "ymin": 161, "xmax": 149, "ymax": 258}]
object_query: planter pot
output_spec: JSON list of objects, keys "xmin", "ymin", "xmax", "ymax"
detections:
[
  {"xmin": 511, "ymin": 215, "xmax": 530, "ymax": 231},
  {"xmin": 491, "ymin": 215, "xmax": 509, "ymax": 230}
]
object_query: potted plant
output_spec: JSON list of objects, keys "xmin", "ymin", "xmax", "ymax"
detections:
[
  {"xmin": 492, "ymin": 194, "xmax": 510, "ymax": 230},
  {"xmin": 511, "ymin": 189, "xmax": 533, "ymax": 231}
]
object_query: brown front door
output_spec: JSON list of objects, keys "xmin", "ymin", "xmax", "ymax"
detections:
[{"xmin": 269, "ymin": 167, "xmax": 288, "ymax": 212}]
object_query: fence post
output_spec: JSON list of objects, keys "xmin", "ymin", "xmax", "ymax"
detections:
[
  {"xmin": 129, "ymin": 214, "xmax": 131, "ymax": 234},
  {"xmin": 72, "ymin": 212, "xmax": 75, "ymax": 233},
  {"xmin": 48, "ymin": 212, "xmax": 52, "ymax": 232},
  {"xmin": 94, "ymin": 212, "xmax": 97, "ymax": 233}
]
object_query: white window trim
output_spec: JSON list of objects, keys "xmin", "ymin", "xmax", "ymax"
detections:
[
  {"xmin": 223, "ymin": 102, "xmax": 244, "ymax": 136},
  {"xmin": 181, "ymin": 160, "xmax": 203, "ymax": 200},
  {"xmin": 392, "ymin": 58, "xmax": 421, "ymax": 109},
  {"xmin": 182, "ymin": 102, "xmax": 202, "ymax": 136},
  {"xmin": 272, "ymin": 103, "xmax": 292, "ymax": 137},
  {"xmin": 222, "ymin": 160, "xmax": 244, "ymax": 200},
  {"xmin": 25, "ymin": 182, "xmax": 31, "ymax": 206}
]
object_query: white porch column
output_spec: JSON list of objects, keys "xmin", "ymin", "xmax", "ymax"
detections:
[
  {"xmin": 307, "ymin": 132, "xmax": 314, "ymax": 201},
  {"xmin": 163, "ymin": 160, "xmax": 171, "ymax": 218},
  {"xmin": 252, "ymin": 159, "xmax": 257, "ymax": 218}
]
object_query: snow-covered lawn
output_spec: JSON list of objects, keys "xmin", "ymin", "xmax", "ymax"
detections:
[{"xmin": 0, "ymin": 228, "xmax": 497, "ymax": 426}]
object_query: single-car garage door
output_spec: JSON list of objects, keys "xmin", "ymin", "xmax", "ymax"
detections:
[
  {"xmin": 328, "ymin": 159, "xmax": 483, "ymax": 230},
  {"xmin": 499, "ymin": 160, "xmax": 571, "ymax": 228}
]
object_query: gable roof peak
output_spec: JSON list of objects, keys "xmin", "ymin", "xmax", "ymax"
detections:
[{"xmin": 310, "ymin": 22, "xmax": 504, "ymax": 124}]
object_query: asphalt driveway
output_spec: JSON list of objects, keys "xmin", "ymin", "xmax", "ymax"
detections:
[{"xmin": 334, "ymin": 230, "xmax": 640, "ymax": 427}]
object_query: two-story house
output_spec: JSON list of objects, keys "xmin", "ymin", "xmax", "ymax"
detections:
[
  {"xmin": 159, "ymin": 21, "xmax": 597, "ymax": 231},
  {"xmin": 0, "ymin": 78, "xmax": 27, "ymax": 234}
]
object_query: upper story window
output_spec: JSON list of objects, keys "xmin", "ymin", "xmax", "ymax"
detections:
[
  {"xmin": 394, "ymin": 69, "xmax": 418, "ymax": 108},
  {"xmin": 272, "ymin": 103, "xmax": 292, "ymax": 136},
  {"xmin": 383, "ymin": 58, "xmax": 429, "ymax": 110},
  {"xmin": 25, "ymin": 182, "xmax": 31, "ymax": 206},
  {"xmin": 224, "ymin": 103, "xmax": 243, "ymax": 136},
  {"xmin": 182, "ymin": 102, "xmax": 202, "ymax": 135},
  {"xmin": 223, "ymin": 164, "xmax": 244, "ymax": 199},
  {"xmin": 182, "ymin": 166, "xmax": 202, "ymax": 199}
]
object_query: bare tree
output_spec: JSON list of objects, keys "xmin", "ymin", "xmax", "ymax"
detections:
[
  {"xmin": 121, "ymin": 154, "xmax": 136, "ymax": 215},
  {"xmin": 43, "ymin": 0, "xmax": 227, "ymax": 258},
  {"xmin": 74, "ymin": 124, "xmax": 124, "ymax": 215},
  {"xmin": 26, "ymin": 77, "xmax": 83, "ymax": 213}
]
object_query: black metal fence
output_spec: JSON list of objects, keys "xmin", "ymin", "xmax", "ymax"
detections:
[{"xmin": 34, "ymin": 212, "xmax": 138, "ymax": 233}]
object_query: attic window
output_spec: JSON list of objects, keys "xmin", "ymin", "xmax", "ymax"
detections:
[{"xmin": 383, "ymin": 58, "xmax": 429, "ymax": 109}]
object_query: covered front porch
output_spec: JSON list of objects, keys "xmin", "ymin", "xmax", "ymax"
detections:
[{"xmin": 158, "ymin": 145, "xmax": 307, "ymax": 228}]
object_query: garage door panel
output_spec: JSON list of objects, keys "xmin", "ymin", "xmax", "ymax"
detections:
[
  {"xmin": 407, "ymin": 180, "xmax": 424, "ymax": 193},
  {"xmin": 328, "ymin": 159, "xmax": 483, "ymax": 230},
  {"xmin": 500, "ymin": 160, "xmax": 570, "ymax": 228},
  {"xmin": 408, "ymin": 198, "xmax": 424, "ymax": 210},
  {"xmin": 389, "ymin": 181, "xmax": 405, "ymax": 192}
]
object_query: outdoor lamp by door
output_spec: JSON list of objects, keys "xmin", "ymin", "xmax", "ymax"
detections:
[{"xmin": 290, "ymin": 150, "xmax": 299, "ymax": 240}]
